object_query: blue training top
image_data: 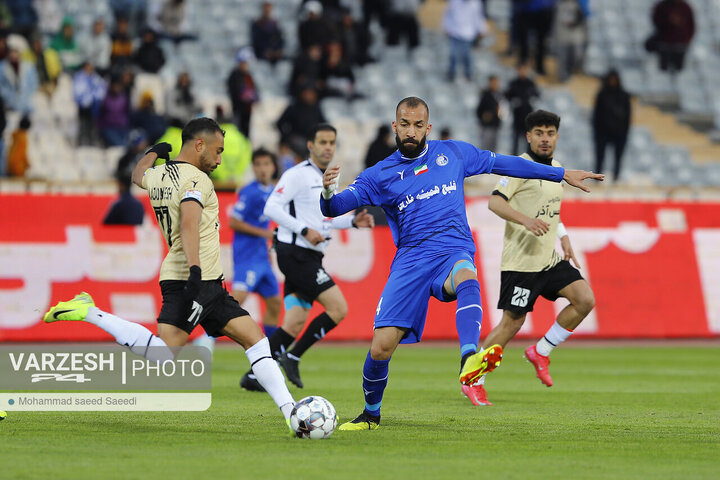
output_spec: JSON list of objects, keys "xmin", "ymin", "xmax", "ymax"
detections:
[
  {"xmin": 321, "ymin": 140, "xmax": 565, "ymax": 264},
  {"xmin": 231, "ymin": 180, "xmax": 274, "ymax": 263}
]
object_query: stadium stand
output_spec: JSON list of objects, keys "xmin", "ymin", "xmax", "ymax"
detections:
[{"xmin": 0, "ymin": 0, "xmax": 718, "ymax": 197}]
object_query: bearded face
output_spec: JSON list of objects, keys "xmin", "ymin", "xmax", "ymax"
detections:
[{"xmin": 395, "ymin": 133, "xmax": 427, "ymax": 158}]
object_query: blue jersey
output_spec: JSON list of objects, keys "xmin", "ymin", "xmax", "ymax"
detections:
[
  {"xmin": 231, "ymin": 180, "xmax": 274, "ymax": 262},
  {"xmin": 348, "ymin": 140, "xmax": 496, "ymax": 263},
  {"xmin": 321, "ymin": 139, "xmax": 565, "ymax": 343}
]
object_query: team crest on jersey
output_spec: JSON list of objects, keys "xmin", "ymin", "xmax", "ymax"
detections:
[{"xmin": 436, "ymin": 154, "xmax": 449, "ymax": 166}]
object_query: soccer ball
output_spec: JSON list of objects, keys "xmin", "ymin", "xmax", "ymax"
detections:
[{"xmin": 289, "ymin": 396, "xmax": 337, "ymax": 439}]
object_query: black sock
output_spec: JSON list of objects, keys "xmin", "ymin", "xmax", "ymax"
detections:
[
  {"xmin": 288, "ymin": 312, "xmax": 337, "ymax": 358},
  {"xmin": 460, "ymin": 351, "xmax": 475, "ymax": 370},
  {"xmin": 268, "ymin": 328, "xmax": 295, "ymax": 360}
]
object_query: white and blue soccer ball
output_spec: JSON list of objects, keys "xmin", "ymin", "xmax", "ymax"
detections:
[{"xmin": 289, "ymin": 396, "xmax": 337, "ymax": 439}]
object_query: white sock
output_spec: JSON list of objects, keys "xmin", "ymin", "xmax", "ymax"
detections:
[
  {"xmin": 536, "ymin": 321, "xmax": 573, "ymax": 356},
  {"xmin": 86, "ymin": 307, "xmax": 173, "ymax": 362},
  {"xmin": 246, "ymin": 337, "xmax": 295, "ymax": 420}
]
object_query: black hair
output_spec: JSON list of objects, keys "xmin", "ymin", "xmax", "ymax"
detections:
[
  {"xmin": 252, "ymin": 147, "xmax": 280, "ymax": 180},
  {"xmin": 525, "ymin": 109, "xmax": 561, "ymax": 132},
  {"xmin": 19, "ymin": 115, "xmax": 31, "ymax": 130},
  {"xmin": 395, "ymin": 96, "xmax": 430, "ymax": 117},
  {"xmin": 307, "ymin": 123, "xmax": 337, "ymax": 142},
  {"xmin": 181, "ymin": 117, "xmax": 225, "ymax": 145}
]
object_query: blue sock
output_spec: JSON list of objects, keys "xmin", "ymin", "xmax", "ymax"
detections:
[
  {"xmin": 455, "ymin": 279, "xmax": 483, "ymax": 358},
  {"xmin": 362, "ymin": 350, "xmax": 390, "ymax": 417},
  {"xmin": 263, "ymin": 324, "xmax": 278, "ymax": 338}
]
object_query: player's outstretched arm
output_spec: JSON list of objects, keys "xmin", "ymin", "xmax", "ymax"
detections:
[
  {"xmin": 563, "ymin": 170, "xmax": 605, "ymax": 193},
  {"xmin": 320, "ymin": 165, "xmax": 361, "ymax": 217},
  {"xmin": 132, "ymin": 143, "xmax": 172, "ymax": 188}
]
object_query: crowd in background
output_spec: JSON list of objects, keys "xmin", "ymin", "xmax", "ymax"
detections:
[{"xmin": 0, "ymin": 0, "xmax": 698, "ymax": 189}]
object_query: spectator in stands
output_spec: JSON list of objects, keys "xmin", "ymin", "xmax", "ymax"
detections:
[
  {"xmin": 364, "ymin": 125, "xmax": 395, "ymax": 169},
  {"xmin": 7, "ymin": 115, "xmax": 30, "ymax": 177},
  {"xmin": 386, "ymin": 0, "xmax": 420, "ymax": 53},
  {"xmin": 130, "ymin": 91, "xmax": 166, "ymax": 143},
  {"xmin": 227, "ymin": 47, "xmax": 258, "ymax": 138},
  {"xmin": 151, "ymin": 0, "xmax": 196, "ymax": 44},
  {"xmin": 553, "ymin": 0, "xmax": 589, "ymax": 83},
  {"xmin": 119, "ymin": 67, "xmax": 135, "ymax": 96},
  {"xmin": 110, "ymin": 16, "xmax": 134, "ymax": 71},
  {"xmin": 252, "ymin": 2, "xmax": 284, "ymax": 65},
  {"xmin": 505, "ymin": 64, "xmax": 539, "ymax": 154},
  {"xmin": 301, "ymin": 0, "xmax": 344, "ymax": 20},
  {"xmin": 165, "ymin": 71, "xmax": 199, "ymax": 125},
  {"xmin": 209, "ymin": 107, "xmax": 252, "ymax": 189},
  {"xmin": 23, "ymin": 35, "xmax": 61, "ymax": 97},
  {"xmin": 34, "ymin": 0, "xmax": 63, "ymax": 37},
  {"xmin": 320, "ymin": 41, "xmax": 357, "ymax": 100},
  {"xmin": 339, "ymin": 9, "xmax": 373, "ymax": 66},
  {"xmin": 439, "ymin": 127, "xmax": 452, "ymax": 140},
  {"xmin": 6, "ymin": 0, "xmax": 38, "ymax": 40},
  {"xmin": 98, "ymin": 75, "xmax": 130, "ymax": 147},
  {"xmin": 115, "ymin": 128, "xmax": 148, "ymax": 177},
  {"xmin": 81, "ymin": 19, "xmax": 112, "ymax": 77},
  {"xmin": 476, "ymin": 75, "xmax": 502, "ymax": 151},
  {"xmin": 443, "ymin": 0, "xmax": 488, "ymax": 82},
  {"xmin": 650, "ymin": 0, "xmax": 695, "ymax": 74},
  {"xmin": 51, "ymin": 16, "xmax": 82, "ymax": 71},
  {"xmin": 362, "ymin": 0, "xmax": 387, "ymax": 31},
  {"xmin": 289, "ymin": 43, "xmax": 323, "ymax": 99},
  {"xmin": 133, "ymin": 28, "xmax": 165, "ymax": 74},
  {"xmin": 109, "ymin": 0, "xmax": 148, "ymax": 36},
  {"xmin": 276, "ymin": 84, "xmax": 326, "ymax": 155},
  {"xmin": 592, "ymin": 69, "xmax": 631, "ymax": 182},
  {"xmin": 298, "ymin": 1, "xmax": 336, "ymax": 50},
  {"xmin": 0, "ymin": 37, "xmax": 39, "ymax": 114},
  {"xmin": 73, "ymin": 61, "xmax": 106, "ymax": 146},
  {"xmin": 516, "ymin": 0, "xmax": 556, "ymax": 75},
  {"xmin": 103, "ymin": 168, "xmax": 145, "ymax": 226}
]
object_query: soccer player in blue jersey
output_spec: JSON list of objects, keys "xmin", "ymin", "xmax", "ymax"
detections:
[
  {"xmin": 231, "ymin": 148, "xmax": 284, "ymax": 391},
  {"xmin": 320, "ymin": 97, "xmax": 603, "ymax": 430}
]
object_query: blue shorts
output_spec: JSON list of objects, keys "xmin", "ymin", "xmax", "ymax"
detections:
[
  {"xmin": 232, "ymin": 258, "xmax": 279, "ymax": 298},
  {"xmin": 374, "ymin": 250, "xmax": 475, "ymax": 344}
]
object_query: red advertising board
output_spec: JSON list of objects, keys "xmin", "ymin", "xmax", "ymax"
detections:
[{"xmin": 1, "ymin": 194, "xmax": 719, "ymax": 341}]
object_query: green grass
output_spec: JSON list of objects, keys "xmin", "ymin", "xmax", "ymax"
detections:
[{"xmin": 3, "ymin": 344, "xmax": 720, "ymax": 480}]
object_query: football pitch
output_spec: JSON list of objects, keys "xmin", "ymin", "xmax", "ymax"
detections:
[{"xmin": 4, "ymin": 343, "xmax": 719, "ymax": 480}]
